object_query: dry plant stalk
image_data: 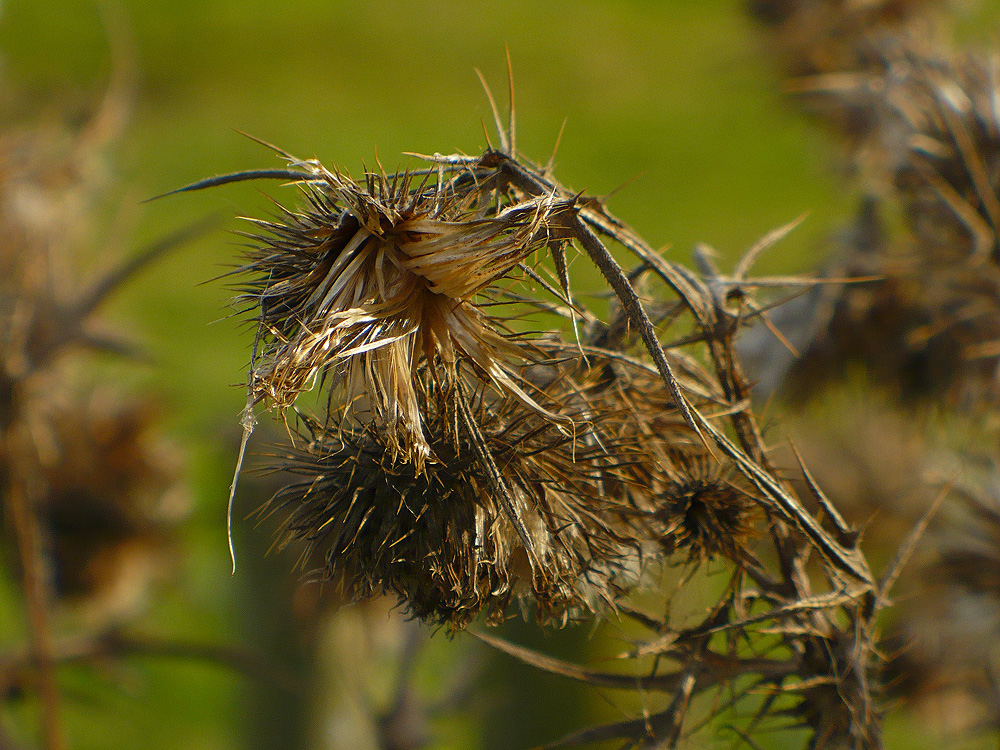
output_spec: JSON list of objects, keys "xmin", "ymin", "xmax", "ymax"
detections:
[{"xmin": 173, "ymin": 67, "xmax": 913, "ymax": 747}]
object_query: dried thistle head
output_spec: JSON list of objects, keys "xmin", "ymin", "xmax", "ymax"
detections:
[
  {"xmin": 652, "ymin": 452, "xmax": 759, "ymax": 562},
  {"xmin": 755, "ymin": 45, "xmax": 1000, "ymax": 407},
  {"xmin": 237, "ymin": 160, "xmax": 566, "ymax": 467},
  {"xmin": 543, "ymin": 347, "xmax": 758, "ymax": 563},
  {"xmin": 263, "ymin": 359, "xmax": 649, "ymax": 629}
]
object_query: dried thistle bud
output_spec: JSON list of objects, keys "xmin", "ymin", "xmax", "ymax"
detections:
[
  {"xmin": 653, "ymin": 452, "xmax": 758, "ymax": 561},
  {"xmin": 237, "ymin": 162, "xmax": 567, "ymax": 467},
  {"xmin": 542, "ymin": 346, "xmax": 757, "ymax": 562}
]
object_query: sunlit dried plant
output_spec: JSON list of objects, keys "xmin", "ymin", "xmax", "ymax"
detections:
[
  {"xmin": 166, "ymin": 59, "xmax": 909, "ymax": 747},
  {"xmin": 230, "ymin": 150, "xmax": 573, "ymax": 468},
  {"xmin": 265, "ymin": 378, "xmax": 643, "ymax": 628}
]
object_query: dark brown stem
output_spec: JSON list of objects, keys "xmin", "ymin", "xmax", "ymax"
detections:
[{"xmin": 569, "ymin": 215, "xmax": 701, "ymax": 440}]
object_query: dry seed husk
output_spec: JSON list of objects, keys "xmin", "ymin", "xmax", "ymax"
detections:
[{"xmin": 264, "ymin": 341, "xmax": 756, "ymax": 627}]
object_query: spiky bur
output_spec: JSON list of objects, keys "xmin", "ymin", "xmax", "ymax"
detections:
[
  {"xmin": 262, "ymin": 337, "xmax": 762, "ymax": 628},
  {"xmin": 264, "ymin": 374, "xmax": 642, "ymax": 629},
  {"xmin": 652, "ymin": 455, "xmax": 758, "ymax": 562}
]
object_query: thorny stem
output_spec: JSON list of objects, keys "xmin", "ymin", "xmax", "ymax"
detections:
[
  {"xmin": 569, "ymin": 209, "xmax": 870, "ymax": 584},
  {"xmin": 471, "ymin": 150, "xmax": 871, "ymax": 582},
  {"xmin": 568, "ymin": 215, "xmax": 703, "ymax": 442}
]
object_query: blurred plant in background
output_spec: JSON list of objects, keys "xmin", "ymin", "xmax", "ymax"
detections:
[{"xmin": 0, "ymin": 34, "xmax": 188, "ymax": 748}]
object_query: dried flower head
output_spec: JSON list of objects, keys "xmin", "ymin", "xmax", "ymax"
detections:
[
  {"xmin": 653, "ymin": 453, "xmax": 758, "ymax": 561},
  {"xmin": 541, "ymin": 344, "xmax": 758, "ymax": 562},
  {"xmin": 236, "ymin": 159, "xmax": 567, "ymax": 467}
]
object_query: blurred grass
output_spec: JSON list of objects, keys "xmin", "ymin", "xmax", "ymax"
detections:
[{"xmin": 3, "ymin": 1, "xmax": 994, "ymax": 748}]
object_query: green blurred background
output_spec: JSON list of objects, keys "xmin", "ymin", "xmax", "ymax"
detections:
[{"xmin": 2, "ymin": 1, "xmax": 997, "ymax": 748}]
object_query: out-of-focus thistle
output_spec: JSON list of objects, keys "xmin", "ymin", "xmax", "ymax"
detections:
[
  {"xmin": 0, "ymin": 56, "xmax": 197, "ymax": 750},
  {"xmin": 743, "ymin": 3, "xmax": 1000, "ymax": 746},
  {"xmin": 882, "ymin": 458, "xmax": 1000, "ymax": 734},
  {"xmin": 30, "ymin": 392, "xmax": 185, "ymax": 623},
  {"xmin": 748, "ymin": 0, "xmax": 940, "ymax": 82},
  {"xmin": 0, "ymin": 74, "xmax": 193, "ymax": 617},
  {"xmin": 745, "ymin": 3, "xmax": 1000, "ymax": 408}
]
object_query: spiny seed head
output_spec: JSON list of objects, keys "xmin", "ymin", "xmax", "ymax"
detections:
[
  {"xmin": 263, "ymin": 358, "xmax": 661, "ymax": 629},
  {"xmin": 654, "ymin": 463, "xmax": 758, "ymax": 561},
  {"xmin": 238, "ymin": 162, "xmax": 566, "ymax": 468},
  {"xmin": 526, "ymin": 340, "xmax": 759, "ymax": 562},
  {"xmin": 260, "ymin": 335, "xmax": 752, "ymax": 627}
]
